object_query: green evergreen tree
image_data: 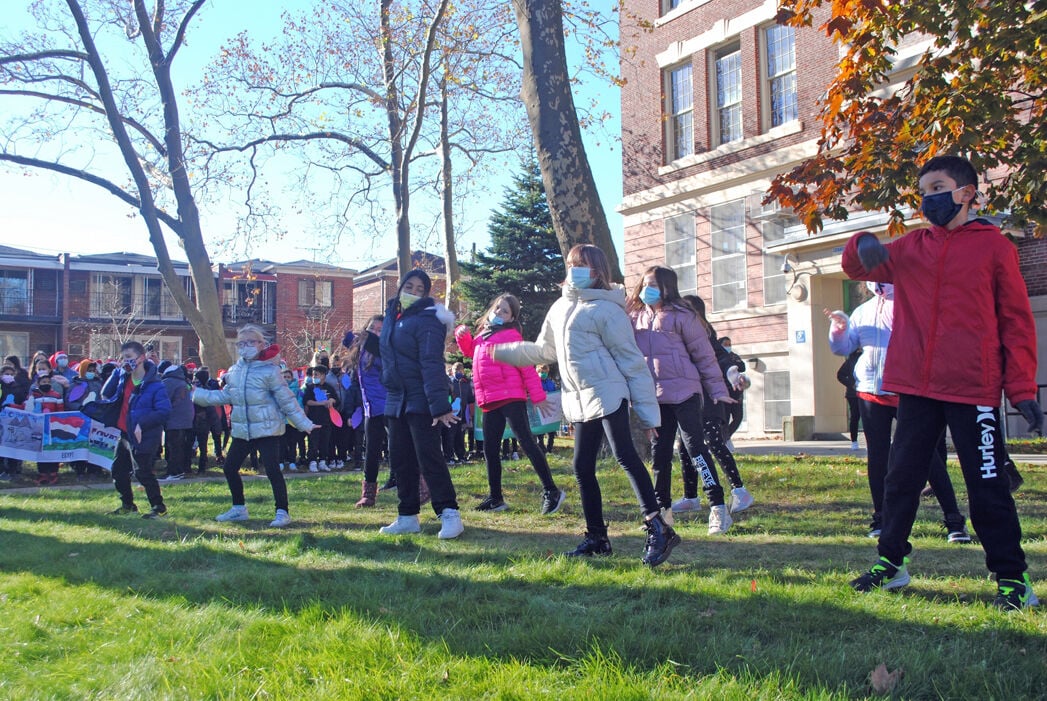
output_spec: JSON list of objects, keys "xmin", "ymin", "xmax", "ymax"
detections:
[{"xmin": 458, "ymin": 162, "xmax": 564, "ymax": 344}]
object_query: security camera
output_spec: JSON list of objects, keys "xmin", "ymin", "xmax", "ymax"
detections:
[{"xmin": 781, "ymin": 260, "xmax": 792, "ymax": 274}]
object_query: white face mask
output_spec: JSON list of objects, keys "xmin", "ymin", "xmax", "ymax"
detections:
[{"xmin": 239, "ymin": 345, "xmax": 260, "ymax": 361}]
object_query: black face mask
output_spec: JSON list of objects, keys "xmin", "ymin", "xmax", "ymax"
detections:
[
  {"xmin": 39, "ymin": 384, "xmax": 52, "ymax": 393},
  {"xmin": 920, "ymin": 189, "xmax": 964, "ymax": 227}
]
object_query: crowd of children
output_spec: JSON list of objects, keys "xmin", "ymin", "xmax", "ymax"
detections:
[{"xmin": 1, "ymin": 155, "xmax": 1041, "ymax": 609}]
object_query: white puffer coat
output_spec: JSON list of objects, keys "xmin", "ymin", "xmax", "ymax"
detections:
[
  {"xmin": 193, "ymin": 352, "xmax": 314, "ymax": 440},
  {"xmin": 491, "ymin": 284, "xmax": 660, "ymax": 429}
]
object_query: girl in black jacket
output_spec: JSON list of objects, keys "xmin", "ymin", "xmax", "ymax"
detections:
[{"xmin": 377, "ymin": 269, "xmax": 463, "ymax": 540}]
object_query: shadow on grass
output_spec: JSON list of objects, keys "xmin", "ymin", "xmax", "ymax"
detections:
[{"xmin": 1, "ymin": 502, "xmax": 1045, "ymax": 699}]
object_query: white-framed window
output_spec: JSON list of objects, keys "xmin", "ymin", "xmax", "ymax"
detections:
[
  {"xmin": 709, "ymin": 200, "xmax": 747, "ymax": 312},
  {"xmin": 664, "ymin": 63, "xmax": 694, "ymax": 162},
  {"xmin": 664, "ymin": 213, "xmax": 696, "ymax": 295},
  {"xmin": 762, "ymin": 220, "xmax": 788, "ymax": 305},
  {"xmin": 0, "ymin": 269, "xmax": 29, "ymax": 315},
  {"xmin": 298, "ymin": 279, "xmax": 333, "ymax": 308},
  {"xmin": 90, "ymin": 274, "xmax": 133, "ymax": 317},
  {"xmin": 764, "ymin": 24, "xmax": 798, "ymax": 128},
  {"xmin": 714, "ymin": 44, "xmax": 742, "ymax": 145},
  {"xmin": 0, "ymin": 331, "xmax": 29, "ymax": 365},
  {"xmin": 763, "ymin": 370, "xmax": 791, "ymax": 432}
]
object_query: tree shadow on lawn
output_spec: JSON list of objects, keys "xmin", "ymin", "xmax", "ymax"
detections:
[{"xmin": 2, "ymin": 511, "xmax": 1045, "ymax": 698}]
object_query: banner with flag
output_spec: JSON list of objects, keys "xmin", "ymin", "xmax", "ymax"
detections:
[{"xmin": 0, "ymin": 408, "xmax": 120, "ymax": 470}]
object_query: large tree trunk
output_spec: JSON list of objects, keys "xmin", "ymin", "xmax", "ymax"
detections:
[
  {"xmin": 440, "ymin": 76, "xmax": 460, "ymax": 311},
  {"xmin": 71, "ymin": 0, "xmax": 232, "ymax": 370},
  {"xmin": 511, "ymin": 0, "xmax": 623, "ymax": 282}
]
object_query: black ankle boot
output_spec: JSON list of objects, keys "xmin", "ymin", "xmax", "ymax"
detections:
[
  {"xmin": 642, "ymin": 513, "xmax": 681, "ymax": 567},
  {"xmin": 565, "ymin": 532, "xmax": 612, "ymax": 557}
]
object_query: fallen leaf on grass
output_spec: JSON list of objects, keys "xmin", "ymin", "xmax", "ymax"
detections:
[{"xmin": 870, "ymin": 663, "xmax": 903, "ymax": 694}]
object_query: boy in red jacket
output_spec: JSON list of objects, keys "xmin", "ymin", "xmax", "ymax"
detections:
[{"xmin": 844, "ymin": 155, "xmax": 1042, "ymax": 610}]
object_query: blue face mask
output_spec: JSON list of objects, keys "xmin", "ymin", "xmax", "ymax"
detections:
[
  {"xmin": 488, "ymin": 311, "xmax": 505, "ymax": 326},
  {"xmin": 569, "ymin": 267, "xmax": 593, "ymax": 289},
  {"xmin": 85, "ymin": 372, "xmax": 96, "ymax": 380},
  {"xmin": 921, "ymin": 188, "xmax": 964, "ymax": 227},
  {"xmin": 640, "ymin": 285, "xmax": 661, "ymax": 306}
]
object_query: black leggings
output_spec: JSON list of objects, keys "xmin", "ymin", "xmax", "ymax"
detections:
[
  {"xmin": 482, "ymin": 400, "xmax": 557, "ymax": 499},
  {"xmin": 572, "ymin": 400, "xmax": 659, "ymax": 538},
  {"xmin": 679, "ymin": 416, "xmax": 744, "ymax": 496},
  {"xmin": 223, "ymin": 435, "xmax": 288, "ymax": 512},
  {"xmin": 652, "ymin": 394, "xmax": 724, "ymax": 508},
  {"xmin": 362, "ymin": 414, "xmax": 391, "ymax": 483}
]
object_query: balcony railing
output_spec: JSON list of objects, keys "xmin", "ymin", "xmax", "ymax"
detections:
[
  {"xmin": 222, "ymin": 303, "xmax": 275, "ymax": 326},
  {"xmin": 88, "ymin": 291, "xmax": 188, "ymax": 322},
  {"xmin": 0, "ymin": 288, "xmax": 60, "ymax": 318}
]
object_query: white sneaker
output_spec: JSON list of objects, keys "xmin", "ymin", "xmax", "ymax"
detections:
[
  {"xmin": 511, "ymin": 452, "xmax": 520, "ymax": 460},
  {"xmin": 708, "ymin": 504, "xmax": 733, "ymax": 535},
  {"xmin": 851, "ymin": 441, "xmax": 861, "ymax": 451},
  {"xmin": 278, "ymin": 463, "xmax": 286, "ymax": 471},
  {"xmin": 438, "ymin": 508, "xmax": 464, "ymax": 539},
  {"xmin": 379, "ymin": 514, "xmax": 421, "ymax": 535},
  {"xmin": 318, "ymin": 461, "xmax": 331, "ymax": 472},
  {"xmin": 725, "ymin": 439, "xmax": 735, "ymax": 451},
  {"xmin": 216, "ymin": 505, "xmax": 249, "ymax": 522},
  {"xmin": 729, "ymin": 487, "xmax": 754, "ymax": 514},
  {"xmin": 308, "ymin": 461, "xmax": 318, "ymax": 473},
  {"xmin": 660, "ymin": 507, "xmax": 675, "ymax": 527},
  {"xmin": 334, "ymin": 460, "xmax": 344, "ymax": 469},
  {"xmin": 672, "ymin": 496, "xmax": 701, "ymax": 513},
  {"xmin": 270, "ymin": 509, "xmax": 291, "ymax": 527}
]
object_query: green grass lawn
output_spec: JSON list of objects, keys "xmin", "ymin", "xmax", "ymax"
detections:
[{"xmin": 1, "ymin": 452, "xmax": 1044, "ymax": 700}]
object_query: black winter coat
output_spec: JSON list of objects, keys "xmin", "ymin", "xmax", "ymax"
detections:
[{"xmin": 380, "ymin": 296, "xmax": 454, "ymax": 418}]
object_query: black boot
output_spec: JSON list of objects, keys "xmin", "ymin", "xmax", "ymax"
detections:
[
  {"xmin": 642, "ymin": 513, "xmax": 680, "ymax": 567},
  {"xmin": 565, "ymin": 532, "xmax": 612, "ymax": 557}
]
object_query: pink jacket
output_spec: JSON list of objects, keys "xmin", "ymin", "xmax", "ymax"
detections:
[{"xmin": 456, "ymin": 326, "xmax": 547, "ymax": 409}]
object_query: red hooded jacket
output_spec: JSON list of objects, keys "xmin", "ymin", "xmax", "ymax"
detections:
[{"xmin": 841, "ymin": 219, "xmax": 1038, "ymax": 407}]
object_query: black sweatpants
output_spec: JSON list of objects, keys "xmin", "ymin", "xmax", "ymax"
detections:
[
  {"xmin": 877, "ymin": 396, "xmax": 1025, "ymax": 581},
  {"xmin": 388, "ymin": 412, "xmax": 459, "ymax": 516}
]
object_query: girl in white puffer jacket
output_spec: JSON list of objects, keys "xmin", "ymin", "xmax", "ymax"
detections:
[{"xmin": 492, "ymin": 245, "xmax": 679, "ymax": 568}]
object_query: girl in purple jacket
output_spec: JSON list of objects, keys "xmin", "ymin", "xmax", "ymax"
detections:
[
  {"xmin": 456, "ymin": 294, "xmax": 566, "ymax": 515},
  {"xmin": 628, "ymin": 267, "xmax": 737, "ymax": 535}
]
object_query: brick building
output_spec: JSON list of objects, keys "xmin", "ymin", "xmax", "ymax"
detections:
[
  {"xmin": 619, "ymin": 0, "xmax": 1045, "ymax": 437},
  {"xmin": 351, "ymin": 251, "xmax": 447, "ymax": 332},
  {"xmin": 0, "ymin": 247, "xmax": 356, "ymax": 372}
]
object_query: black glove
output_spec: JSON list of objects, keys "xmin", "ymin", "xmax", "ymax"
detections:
[
  {"xmin": 1015, "ymin": 399, "xmax": 1043, "ymax": 435},
  {"xmin": 856, "ymin": 234, "xmax": 889, "ymax": 271}
]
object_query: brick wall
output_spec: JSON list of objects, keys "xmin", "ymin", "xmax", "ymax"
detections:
[
  {"xmin": 620, "ymin": 0, "xmax": 835, "ymax": 196},
  {"xmin": 1018, "ymin": 236, "xmax": 1047, "ymax": 296},
  {"xmin": 274, "ymin": 272, "xmax": 355, "ymax": 366}
]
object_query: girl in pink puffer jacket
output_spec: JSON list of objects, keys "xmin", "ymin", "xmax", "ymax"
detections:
[{"xmin": 455, "ymin": 294, "xmax": 566, "ymax": 515}]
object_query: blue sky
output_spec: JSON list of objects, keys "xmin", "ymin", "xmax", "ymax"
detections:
[{"xmin": 0, "ymin": 2, "xmax": 624, "ymax": 272}]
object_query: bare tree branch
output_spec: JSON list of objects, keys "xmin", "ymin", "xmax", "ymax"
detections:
[{"xmin": 0, "ymin": 152, "xmax": 182, "ymax": 234}]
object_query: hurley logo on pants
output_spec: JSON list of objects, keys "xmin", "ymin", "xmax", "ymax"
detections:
[{"xmin": 976, "ymin": 405, "xmax": 997, "ymax": 479}]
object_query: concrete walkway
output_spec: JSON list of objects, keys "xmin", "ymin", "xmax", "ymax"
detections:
[{"xmin": 732, "ymin": 438, "xmax": 1047, "ymax": 465}]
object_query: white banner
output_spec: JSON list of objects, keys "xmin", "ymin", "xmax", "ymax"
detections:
[{"xmin": 0, "ymin": 408, "xmax": 119, "ymax": 470}]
